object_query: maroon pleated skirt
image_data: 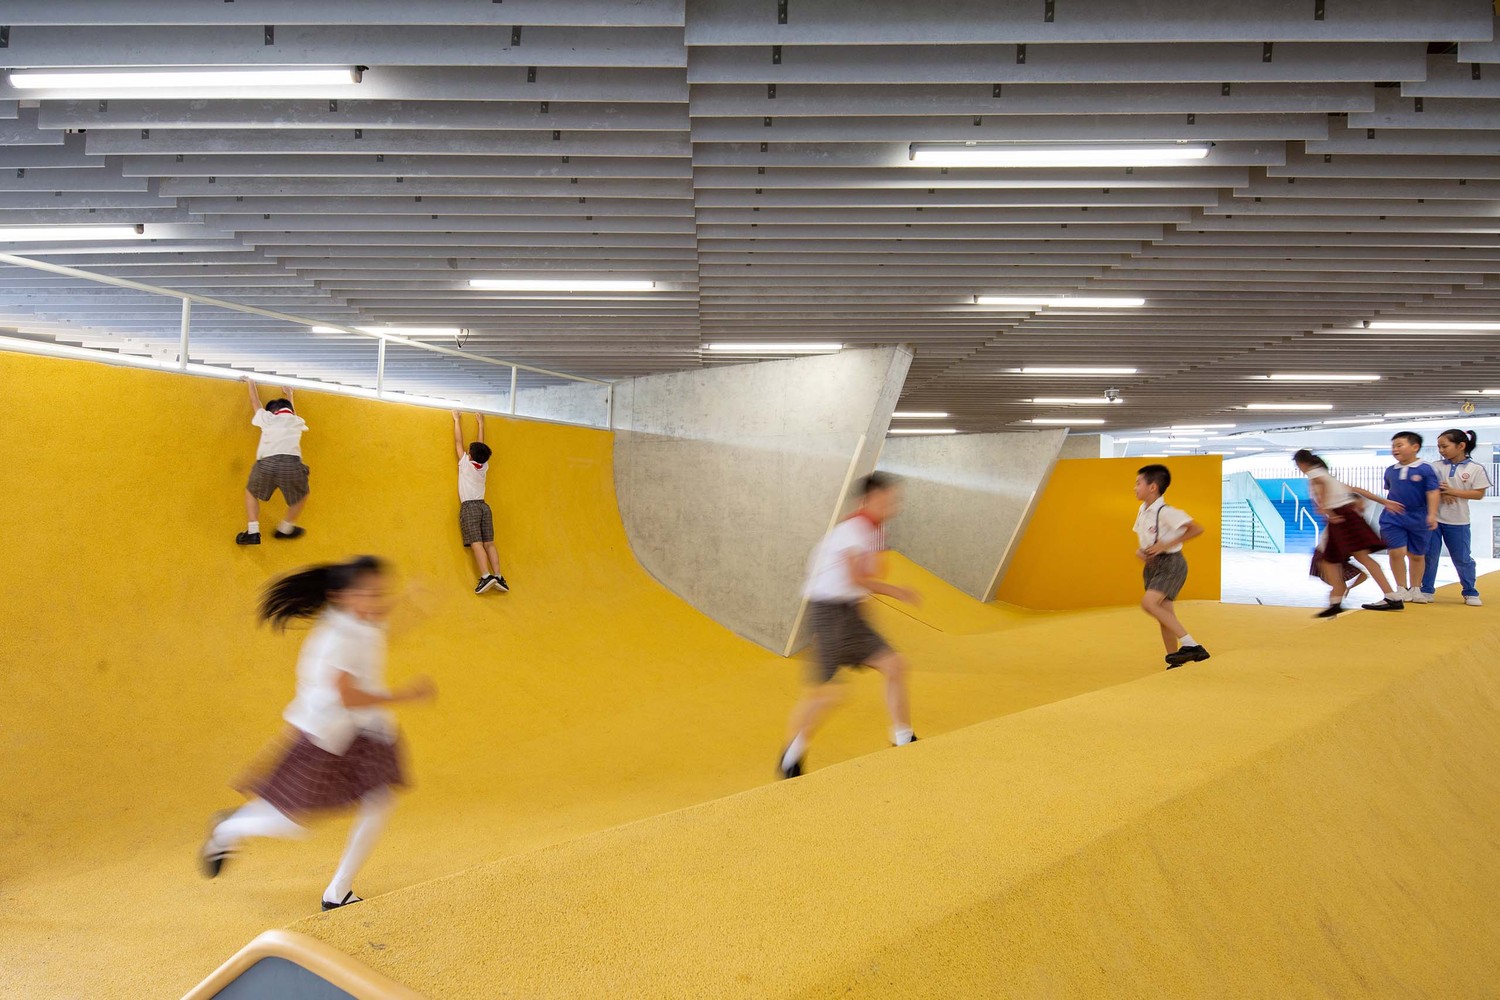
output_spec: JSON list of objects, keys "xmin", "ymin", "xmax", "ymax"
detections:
[
  {"xmin": 241, "ymin": 730, "xmax": 406, "ymax": 817},
  {"xmin": 1320, "ymin": 503, "xmax": 1387, "ymax": 564}
]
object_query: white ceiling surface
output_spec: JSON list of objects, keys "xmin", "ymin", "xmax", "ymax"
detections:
[{"xmin": 0, "ymin": 1, "xmax": 1499, "ymax": 429}]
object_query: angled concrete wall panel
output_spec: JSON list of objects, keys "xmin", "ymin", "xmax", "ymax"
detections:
[{"xmin": 612, "ymin": 347, "xmax": 913, "ymax": 652}]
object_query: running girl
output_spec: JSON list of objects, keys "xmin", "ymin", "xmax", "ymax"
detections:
[
  {"xmin": 1293, "ymin": 450, "xmax": 1403, "ymax": 617},
  {"xmin": 200, "ymin": 556, "xmax": 435, "ymax": 911}
]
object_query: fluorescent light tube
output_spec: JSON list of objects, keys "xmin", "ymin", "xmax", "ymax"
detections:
[
  {"xmin": 976, "ymin": 296, "xmax": 1145, "ymax": 308},
  {"xmin": 1016, "ymin": 367, "xmax": 1138, "ymax": 376},
  {"xmin": 311, "ymin": 326, "xmax": 462, "ymax": 336},
  {"xmin": 910, "ymin": 143, "xmax": 1211, "ymax": 168},
  {"xmin": 1170, "ymin": 423, "xmax": 1236, "ymax": 429},
  {"xmin": 1320, "ymin": 418, "xmax": 1379, "ymax": 425},
  {"xmin": 706, "ymin": 343, "xmax": 842, "ymax": 354},
  {"xmin": 0, "ymin": 225, "xmax": 145, "ymax": 241},
  {"xmin": 892, "ymin": 411, "xmax": 949, "ymax": 419},
  {"xmin": 1366, "ymin": 321, "xmax": 1500, "ymax": 331},
  {"xmin": 1243, "ymin": 403, "xmax": 1334, "ymax": 411},
  {"xmin": 1266, "ymin": 373, "xmax": 1380, "ymax": 382},
  {"xmin": 8, "ymin": 68, "xmax": 361, "ymax": 90},
  {"xmin": 888, "ymin": 428, "xmax": 958, "ymax": 435},
  {"xmin": 468, "ymin": 279, "xmax": 656, "ymax": 292},
  {"xmin": 1382, "ymin": 410, "xmax": 1455, "ymax": 418},
  {"xmin": 1028, "ymin": 397, "xmax": 1119, "ymax": 405},
  {"xmin": 1027, "ymin": 418, "xmax": 1107, "ymax": 425}
]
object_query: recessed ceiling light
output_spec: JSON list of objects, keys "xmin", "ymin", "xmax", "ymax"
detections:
[
  {"xmin": 1243, "ymin": 403, "xmax": 1335, "ymax": 411},
  {"xmin": 7, "ymin": 68, "xmax": 362, "ymax": 90},
  {"xmin": 1382, "ymin": 410, "xmax": 1456, "ymax": 418},
  {"xmin": 892, "ymin": 411, "xmax": 950, "ymax": 419},
  {"xmin": 1366, "ymin": 321, "xmax": 1500, "ymax": 331},
  {"xmin": 1169, "ymin": 423, "xmax": 1236, "ymax": 429},
  {"xmin": 1320, "ymin": 417, "xmax": 1378, "ymax": 425},
  {"xmin": 0, "ymin": 225, "xmax": 145, "ymax": 241},
  {"xmin": 1027, "ymin": 397, "xmax": 1122, "ymax": 405},
  {"xmin": 311, "ymin": 325, "xmax": 461, "ymax": 336},
  {"xmin": 468, "ymin": 279, "xmax": 657, "ymax": 292},
  {"xmin": 909, "ymin": 142, "xmax": 1211, "ymax": 168},
  {"xmin": 705, "ymin": 343, "xmax": 843, "ymax": 354},
  {"xmin": 1015, "ymin": 366, "xmax": 1138, "ymax": 376},
  {"xmin": 975, "ymin": 296, "xmax": 1146, "ymax": 309},
  {"xmin": 1265, "ymin": 373, "xmax": 1380, "ymax": 382},
  {"xmin": 1027, "ymin": 418, "xmax": 1107, "ymax": 425},
  {"xmin": 888, "ymin": 428, "xmax": 958, "ymax": 435}
]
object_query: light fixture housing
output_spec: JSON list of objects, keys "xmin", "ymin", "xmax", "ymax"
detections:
[
  {"xmin": 909, "ymin": 142, "xmax": 1211, "ymax": 168},
  {"xmin": 888, "ymin": 428, "xmax": 958, "ymax": 435},
  {"xmin": 0, "ymin": 225, "xmax": 145, "ymax": 241},
  {"xmin": 892, "ymin": 411, "xmax": 950, "ymax": 419},
  {"xmin": 1265, "ymin": 373, "xmax": 1380, "ymax": 382},
  {"xmin": 7, "ymin": 68, "xmax": 363, "ymax": 90},
  {"xmin": 1366, "ymin": 321, "xmax": 1500, "ymax": 331},
  {"xmin": 1243, "ymin": 403, "xmax": 1335, "ymax": 411},
  {"xmin": 311, "ymin": 325, "xmax": 462, "ymax": 336},
  {"xmin": 1383, "ymin": 410, "xmax": 1456, "ymax": 419},
  {"xmin": 1027, "ymin": 418, "xmax": 1107, "ymax": 425},
  {"xmin": 1027, "ymin": 397, "xmax": 1121, "ymax": 405},
  {"xmin": 468, "ymin": 279, "xmax": 657, "ymax": 292},
  {"xmin": 705, "ymin": 343, "xmax": 843, "ymax": 354},
  {"xmin": 975, "ymin": 295, "xmax": 1145, "ymax": 309},
  {"xmin": 1015, "ymin": 366, "xmax": 1138, "ymax": 376}
]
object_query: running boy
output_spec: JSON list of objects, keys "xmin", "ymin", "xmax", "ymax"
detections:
[
  {"xmin": 238, "ymin": 376, "xmax": 310, "ymax": 545},
  {"xmin": 779, "ymin": 473, "xmax": 919, "ymax": 779},
  {"xmin": 1133, "ymin": 464, "xmax": 1209, "ymax": 667},
  {"xmin": 1377, "ymin": 431, "xmax": 1440, "ymax": 604},
  {"xmin": 1420, "ymin": 428, "xmax": 1490, "ymax": 605},
  {"xmin": 453, "ymin": 411, "xmax": 507, "ymax": 594}
]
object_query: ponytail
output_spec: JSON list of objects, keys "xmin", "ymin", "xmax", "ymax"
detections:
[
  {"xmin": 260, "ymin": 555, "xmax": 386, "ymax": 629},
  {"xmin": 1438, "ymin": 428, "xmax": 1478, "ymax": 459},
  {"xmin": 1292, "ymin": 448, "xmax": 1328, "ymax": 470}
]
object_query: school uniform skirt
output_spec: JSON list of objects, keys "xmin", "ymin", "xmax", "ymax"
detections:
[
  {"xmin": 1320, "ymin": 503, "xmax": 1386, "ymax": 564},
  {"xmin": 242, "ymin": 729, "xmax": 406, "ymax": 817}
]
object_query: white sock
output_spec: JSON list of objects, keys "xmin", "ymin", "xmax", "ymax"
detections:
[
  {"xmin": 210, "ymin": 799, "xmax": 304, "ymax": 852},
  {"xmin": 1385, "ymin": 592, "xmax": 1399, "ymax": 600},
  {"xmin": 1177, "ymin": 634, "xmax": 1198, "ymax": 648},
  {"xmin": 324, "ymin": 791, "xmax": 394, "ymax": 904},
  {"xmin": 278, "ymin": 520, "xmax": 296, "ymax": 533},
  {"xmin": 892, "ymin": 727, "xmax": 915, "ymax": 747},
  {"xmin": 780, "ymin": 732, "xmax": 808, "ymax": 770},
  {"xmin": 247, "ymin": 520, "xmax": 260, "ymax": 534}
]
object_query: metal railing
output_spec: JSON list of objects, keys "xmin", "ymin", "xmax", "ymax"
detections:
[
  {"xmin": 1221, "ymin": 498, "xmax": 1282, "ymax": 553},
  {"xmin": 0, "ymin": 250, "xmax": 612, "ymax": 426}
]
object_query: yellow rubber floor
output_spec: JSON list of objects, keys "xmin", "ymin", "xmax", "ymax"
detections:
[{"xmin": 2, "ymin": 354, "xmax": 1180, "ymax": 999}]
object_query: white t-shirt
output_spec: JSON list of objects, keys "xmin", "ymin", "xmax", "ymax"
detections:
[
  {"xmin": 1434, "ymin": 457, "xmax": 1492, "ymax": 525},
  {"xmin": 803, "ymin": 514, "xmax": 882, "ymax": 602},
  {"xmin": 1133, "ymin": 497, "xmax": 1193, "ymax": 554},
  {"xmin": 458, "ymin": 455, "xmax": 489, "ymax": 502},
  {"xmin": 1306, "ymin": 467, "xmax": 1359, "ymax": 510},
  {"xmin": 251, "ymin": 408, "xmax": 307, "ymax": 460},
  {"xmin": 282, "ymin": 608, "xmax": 396, "ymax": 755}
]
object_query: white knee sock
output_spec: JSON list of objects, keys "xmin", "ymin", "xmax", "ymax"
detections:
[
  {"xmin": 1177, "ymin": 633, "xmax": 1198, "ymax": 647},
  {"xmin": 211, "ymin": 799, "xmax": 304, "ymax": 851},
  {"xmin": 324, "ymin": 791, "xmax": 394, "ymax": 903},
  {"xmin": 247, "ymin": 520, "xmax": 260, "ymax": 534}
]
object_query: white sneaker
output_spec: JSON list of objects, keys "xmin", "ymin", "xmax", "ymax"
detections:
[
  {"xmin": 1465, "ymin": 595, "xmax": 1483, "ymax": 607},
  {"xmin": 1410, "ymin": 590, "xmax": 1434, "ymax": 604}
]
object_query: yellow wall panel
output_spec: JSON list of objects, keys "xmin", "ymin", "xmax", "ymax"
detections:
[{"xmin": 997, "ymin": 456, "xmax": 1222, "ymax": 610}]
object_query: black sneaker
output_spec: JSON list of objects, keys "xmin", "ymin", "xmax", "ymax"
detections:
[
  {"xmin": 1165, "ymin": 645, "xmax": 1210, "ymax": 668},
  {"xmin": 235, "ymin": 531, "xmax": 261, "ymax": 545},
  {"xmin": 321, "ymin": 891, "xmax": 362, "ymax": 911},
  {"xmin": 474, "ymin": 578, "xmax": 490, "ymax": 595},
  {"xmin": 778, "ymin": 748, "xmax": 804, "ymax": 780},
  {"xmin": 1314, "ymin": 604, "xmax": 1346, "ymax": 619},
  {"xmin": 273, "ymin": 525, "xmax": 306, "ymax": 540},
  {"xmin": 200, "ymin": 810, "xmax": 234, "ymax": 878},
  {"xmin": 1361, "ymin": 598, "xmax": 1404, "ymax": 611},
  {"xmin": 492, "ymin": 575, "xmax": 510, "ymax": 593}
]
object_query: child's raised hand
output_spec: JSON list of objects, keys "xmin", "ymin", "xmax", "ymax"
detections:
[
  {"xmin": 900, "ymin": 586, "xmax": 922, "ymax": 607},
  {"xmin": 1382, "ymin": 499, "xmax": 1406, "ymax": 514}
]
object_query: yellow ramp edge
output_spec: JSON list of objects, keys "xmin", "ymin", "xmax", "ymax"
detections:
[{"xmin": 289, "ymin": 587, "xmax": 1500, "ymax": 998}]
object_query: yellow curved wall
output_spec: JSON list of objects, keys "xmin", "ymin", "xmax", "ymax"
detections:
[{"xmin": 997, "ymin": 455, "xmax": 1223, "ymax": 609}]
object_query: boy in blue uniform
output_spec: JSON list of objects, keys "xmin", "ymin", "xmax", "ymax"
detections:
[{"xmin": 1378, "ymin": 431, "xmax": 1441, "ymax": 604}]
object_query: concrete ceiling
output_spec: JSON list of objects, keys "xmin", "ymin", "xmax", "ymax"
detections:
[{"xmin": 1, "ymin": 0, "xmax": 1500, "ymax": 433}]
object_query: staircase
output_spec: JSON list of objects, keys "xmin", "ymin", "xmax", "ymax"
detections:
[
  {"xmin": 1255, "ymin": 478, "xmax": 1321, "ymax": 554},
  {"xmin": 1221, "ymin": 499, "xmax": 1280, "ymax": 552}
]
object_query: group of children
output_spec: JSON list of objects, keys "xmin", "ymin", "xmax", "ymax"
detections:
[
  {"xmin": 204, "ymin": 393, "xmax": 1488, "ymax": 911},
  {"xmin": 235, "ymin": 377, "xmax": 509, "ymax": 594},
  {"xmin": 1298, "ymin": 429, "xmax": 1490, "ymax": 617}
]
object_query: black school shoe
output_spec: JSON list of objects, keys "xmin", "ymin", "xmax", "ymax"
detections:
[
  {"xmin": 1361, "ymin": 598, "xmax": 1404, "ymax": 611},
  {"xmin": 235, "ymin": 531, "xmax": 261, "ymax": 545},
  {"xmin": 1165, "ymin": 645, "xmax": 1211, "ymax": 668},
  {"xmin": 777, "ymin": 748, "xmax": 804, "ymax": 780},
  {"xmin": 273, "ymin": 525, "xmax": 306, "ymax": 540},
  {"xmin": 321, "ymin": 892, "xmax": 362, "ymax": 911},
  {"xmin": 1314, "ymin": 604, "xmax": 1346, "ymax": 619},
  {"xmin": 200, "ymin": 810, "xmax": 234, "ymax": 878}
]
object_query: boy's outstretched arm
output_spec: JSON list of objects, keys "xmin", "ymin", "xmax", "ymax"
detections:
[
  {"xmin": 452, "ymin": 410, "xmax": 467, "ymax": 461},
  {"xmin": 282, "ymin": 385, "xmax": 295, "ymax": 407},
  {"xmin": 476, "ymin": 412, "xmax": 484, "ymax": 443},
  {"xmin": 244, "ymin": 375, "xmax": 260, "ymax": 411}
]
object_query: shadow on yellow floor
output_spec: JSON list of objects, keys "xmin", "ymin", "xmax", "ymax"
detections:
[{"xmin": 3, "ymin": 354, "xmax": 1197, "ymax": 999}]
